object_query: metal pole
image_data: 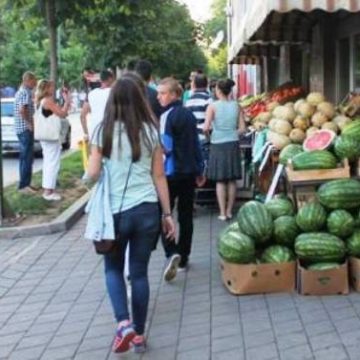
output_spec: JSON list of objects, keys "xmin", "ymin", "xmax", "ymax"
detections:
[{"xmin": 0, "ymin": 89, "xmax": 4, "ymax": 225}]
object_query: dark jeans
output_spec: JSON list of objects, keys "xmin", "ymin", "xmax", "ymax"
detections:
[
  {"xmin": 104, "ymin": 202, "xmax": 160, "ymax": 335},
  {"xmin": 17, "ymin": 130, "xmax": 34, "ymax": 189},
  {"xmin": 161, "ymin": 177, "xmax": 196, "ymax": 265}
]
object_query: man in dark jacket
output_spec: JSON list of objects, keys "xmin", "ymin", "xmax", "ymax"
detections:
[
  {"xmin": 134, "ymin": 59, "xmax": 163, "ymax": 119},
  {"xmin": 157, "ymin": 77, "xmax": 205, "ymax": 281}
]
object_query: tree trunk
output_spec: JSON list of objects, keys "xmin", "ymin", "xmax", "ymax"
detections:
[{"xmin": 45, "ymin": 0, "xmax": 57, "ymax": 84}]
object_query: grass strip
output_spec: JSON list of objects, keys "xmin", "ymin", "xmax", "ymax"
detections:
[{"xmin": 4, "ymin": 151, "xmax": 87, "ymax": 216}]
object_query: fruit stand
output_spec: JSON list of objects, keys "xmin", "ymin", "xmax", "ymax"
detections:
[{"xmin": 218, "ymin": 88, "xmax": 360, "ymax": 296}]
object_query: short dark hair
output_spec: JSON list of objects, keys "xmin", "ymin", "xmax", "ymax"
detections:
[
  {"xmin": 194, "ymin": 74, "xmax": 208, "ymax": 89},
  {"xmin": 135, "ymin": 59, "xmax": 153, "ymax": 82},
  {"xmin": 100, "ymin": 69, "xmax": 113, "ymax": 82}
]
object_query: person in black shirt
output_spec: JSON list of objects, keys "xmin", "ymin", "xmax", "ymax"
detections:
[{"xmin": 134, "ymin": 59, "xmax": 163, "ymax": 119}]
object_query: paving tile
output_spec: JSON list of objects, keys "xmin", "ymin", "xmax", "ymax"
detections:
[
  {"xmin": 309, "ymin": 332, "xmax": 342, "ymax": 351},
  {"xmin": 245, "ymin": 342, "xmax": 279, "ymax": 360},
  {"xmin": 313, "ymin": 345, "xmax": 349, "ymax": 360}
]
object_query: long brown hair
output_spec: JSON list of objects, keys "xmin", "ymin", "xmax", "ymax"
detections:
[{"xmin": 100, "ymin": 73, "xmax": 158, "ymax": 161}]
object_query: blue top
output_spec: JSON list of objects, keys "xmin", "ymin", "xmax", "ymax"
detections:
[
  {"xmin": 160, "ymin": 100, "xmax": 204, "ymax": 178},
  {"xmin": 92, "ymin": 122, "xmax": 159, "ymax": 213},
  {"xmin": 211, "ymin": 100, "xmax": 239, "ymax": 144}
]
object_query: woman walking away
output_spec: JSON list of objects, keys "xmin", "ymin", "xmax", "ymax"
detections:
[
  {"xmin": 86, "ymin": 73, "xmax": 175, "ymax": 354},
  {"xmin": 203, "ymin": 79, "xmax": 246, "ymax": 221},
  {"xmin": 35, "ymin": 79, "xmax": 71, "ymax": 201}
]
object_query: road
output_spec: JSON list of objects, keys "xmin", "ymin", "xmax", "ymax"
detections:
[{"xmin": 2, "ymin": 112, "xmax": 83, "ymax": 187}]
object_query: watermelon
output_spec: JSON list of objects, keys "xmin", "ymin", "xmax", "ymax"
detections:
[
  {"xmin": 318, "ymin": 179, "xmax": 360, "ymax": 209},
  {"xmin": 279, "ymin": 144, "xmax": 303, "ymax": 165},
  {"xmin": 261, "ymin": 245, "xmax": 295, "ymax": 263},
  {"xmin": 295, "ymin": 232, "xmax": 346, "ymax": 263},
  {"xmin": 326, "ymin": 209, "xmax": 354, "ymax": 238},
  {"xmin": 273, "ymin": 216, "xmax": 300, "ymax": 247},
  {"xmin": 303, "ymin": 129, "xmax": 336, "ymax": 151},
  {"xmin": 237, "ymin": 201, "xmax": 273, "ymax": 244},
  {"xmin": 341, "ymin": 119, "xmax": 360, "ymax": 140},
  {"xmin": 307, "ymin": 262, "xmax": 341, "ymax": 271},
  {"xmin": 347, "ymin": 230, "xmax": 360, "ymax": 257},
  {"xmin": 265, "ymin": 197, "xmax": 294, "ymax": 219},
  {"xmin": 218, "ymin": 225, "xmax": 255, "ymax": 264},
  {"xmin": 334, "ymin": 135, "xmax": 360, "ymax": 161},
  {"xmin": 296, "ymin": 202, "xmax": 327, "ymax": 232},
  {"xmin": 291, "ymin": 150, "xmax": 337, "ymax": 170}
]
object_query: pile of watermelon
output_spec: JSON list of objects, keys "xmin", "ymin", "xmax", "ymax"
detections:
[
  {"xmin": 218, "ymin": 198, "xmax": 296, "ymax": 265},
  {"xmin": 219, "ymin": 179, "xmax": 360, "ymax": 270},
  {"xmin": 279, "ymin": 120, "xmax": 360, "ymax": 171}
]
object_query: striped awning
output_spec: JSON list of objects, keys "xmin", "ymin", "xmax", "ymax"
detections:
[{"xmin": 229, "ymin": 0, "xmax": 360, "ymax": 62}]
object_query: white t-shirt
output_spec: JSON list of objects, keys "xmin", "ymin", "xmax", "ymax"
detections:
[{"xmin": 88, "ymin": 87, "xmax": 111, "ymax": 140}]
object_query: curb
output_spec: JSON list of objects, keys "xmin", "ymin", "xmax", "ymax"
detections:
[{"xmin": 0, "ymin": 191, "xmax": 91, "ymax": 239}]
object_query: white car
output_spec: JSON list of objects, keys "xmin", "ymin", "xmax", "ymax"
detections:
[{"xmin": 1, "ymin": 97, "xmax": 71, "ymax": 154}]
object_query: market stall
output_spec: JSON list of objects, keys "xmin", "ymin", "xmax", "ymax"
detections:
[{"xmin": 218, "ymin": 86, "xmax": 360, "ymax": 296}]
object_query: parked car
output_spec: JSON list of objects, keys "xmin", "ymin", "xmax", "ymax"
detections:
[{"xmin": 1, "ymin": 97, "xmax": 71, "ymax": 154}]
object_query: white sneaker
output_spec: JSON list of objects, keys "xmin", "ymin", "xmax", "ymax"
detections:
[
  {"xmin": 163, "ymin": 254, "xmax": 181, "ymax": 282},
  {"xmin": 42, "ymin": 193, "xmax": 62, "ymax": 201}
]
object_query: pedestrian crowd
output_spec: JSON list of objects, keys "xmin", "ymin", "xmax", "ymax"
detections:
[{"xmin": 11, "ymin": 61, "xmax": 246, "ymax": 354}]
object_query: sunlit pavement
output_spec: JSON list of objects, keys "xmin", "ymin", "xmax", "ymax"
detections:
[{"xmin": 1, "ymin": 206, "xmax": 360, "ymax": 359}]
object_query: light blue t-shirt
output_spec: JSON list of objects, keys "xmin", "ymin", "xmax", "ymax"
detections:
[
  {"xmin": 92, "ymin": 122, "xmax": 159, "ymax": 213},
  {"xmin": 211, "ymin": 100, "xmax": 239, "ymax": 144}
]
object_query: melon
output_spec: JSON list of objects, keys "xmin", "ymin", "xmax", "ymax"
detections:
[
  {"xmin": 306, "ymin": 92, "xmax": 325, "ymax": 106},
  {"xmin": 303, "ymin": 129, "xmax": 336, "ymax": 151},
  {"xmin": 297, "ymin": 102, "xmax": 315, "ymax": 118},
  {"xmin": 317, "ymin": 101, "xmax": 336, "ymax": 119},
  {"xmin": 254, "ymin": 111, "xmax": 272, "ymax": 124},
  {"xmin": 311, "ymin": 112, "xmax": 328, "ymax": 128},
  {"xmin": 332, "ymin": 115, "xmax": 352, "ymax": 131},
  {"xmin": 266, "ymin": 101, "xmax": 280, "ymax": 112},
  {"xmin": 268, "ymin": 118, "xmax": 279, "ymax": 131},
  {"xmin": 321, "ymin": 121, "xmax": 338, "ymax": 133},
  {"xmin": 293, "ymin": 116, "xmax": 309, "ymax": 131},
  {"xmin": 267, "ymin": 131, "xmax": 291, "ymax": 150},
  {"xmin": 273, "ymin": 119, "xmax": 293, "ymax": 135},
  {"xmin": 294, "ymin": 99, "xmax": 306, "ymax": 112},
  {"xmin": 273, "ymin": 106, "xmax": 296, "ymax": 122},
  {"xmin": 289, "ymin": 128, "xmax": 306, "ymax": 143},
  {"xmin": 306, "ymin": 127, "xmax": 319, "ymax": 137}
]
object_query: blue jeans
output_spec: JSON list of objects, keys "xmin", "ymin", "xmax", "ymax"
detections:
[
  {"xmin": 104, "ymin": 202, "xmax": 160, "ymax": 335},
  {"xmin": 17, "ymin": 130, "xmax": 34, "ymax": 189}
]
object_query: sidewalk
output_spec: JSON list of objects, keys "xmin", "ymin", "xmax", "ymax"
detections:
[{"xmin": 1, "ymin": 208, "xmax": 360, "ymax": 360}]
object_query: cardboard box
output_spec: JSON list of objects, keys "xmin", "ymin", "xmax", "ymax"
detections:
[
  {"xmin": 297, "ymin": 260, "xmax": 349, "ymax": 295},
  {"xmin": 349, "ymin": 257, "xmax": 360, "ymax": 291},
  {"xmin": 219, "ymin": 259, "xmax": 296, "ymax": 295}
]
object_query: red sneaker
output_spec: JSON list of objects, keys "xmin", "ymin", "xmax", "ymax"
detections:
[{"xmin": 112, "ymin": 321, "xmax": 136, "ymax": 353}]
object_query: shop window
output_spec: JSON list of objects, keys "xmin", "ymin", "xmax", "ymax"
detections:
[
  {"xmin": 354, "ymin": 34, "xmax": 360, "ymax": 92},
  {"xmin": 338, "ymin": 38, "xmax": 350, "ymax": 101}
]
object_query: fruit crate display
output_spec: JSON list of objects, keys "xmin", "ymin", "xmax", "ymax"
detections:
[
  {"xmin": 220, "ymin": 260, "xmax": 295, "ymax": 295},
  {"xmin": 338, "ymin": 92, "xmax": 360, "ymax": 117},
  {"xmin": 297, "ymin": 260, "xmax": 349, "ymax": 295},
  {"xmin": 286, "ymin": 158, "xmax": 350, "ymax": 182}
]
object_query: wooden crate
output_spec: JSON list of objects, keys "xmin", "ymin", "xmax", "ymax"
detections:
[{"xmin": 286, "ymin": 158, "xmax": 350, "ymax": 183}]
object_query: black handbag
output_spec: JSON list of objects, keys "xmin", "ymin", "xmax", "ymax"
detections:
[{"xmin": 94, "ymin": 163, "xmax": 133, "ymax": 255}]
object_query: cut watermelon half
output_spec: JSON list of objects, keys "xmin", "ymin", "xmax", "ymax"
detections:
[{"xmin": 303, "ymin": 129, "xmax": 336, "ymax": 151}]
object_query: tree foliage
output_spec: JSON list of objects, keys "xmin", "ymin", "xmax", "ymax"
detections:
[
  {"xmin": 0, "ymin": 0, "xmax": 207, "ymax": 87},
  {"xmin": 203, "ymin": 0, "xmax": 228, "ymax": 79}
]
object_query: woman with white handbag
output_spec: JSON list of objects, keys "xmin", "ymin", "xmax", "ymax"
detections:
[{"xmin": 34, "ymin": 79, "xmax": 71, "ymax": 201}]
